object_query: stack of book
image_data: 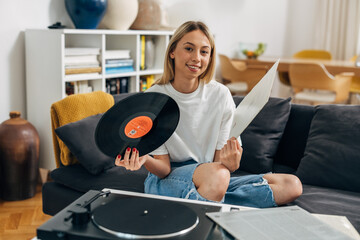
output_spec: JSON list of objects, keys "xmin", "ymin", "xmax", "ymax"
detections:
[
  {"xmin": 140, "ymin": 75, "xmax": 155, "ymax": 92},
  {"xmin": 106, "ymin": 77, "xmax": 130, "ymax": 94},
  {"xmin": 105, "ymin": 50, "xmax": 134, "ymax": 74},
  {"xmin": 65, "ymin": 48, "xmax": 101, "ymax": 75}
]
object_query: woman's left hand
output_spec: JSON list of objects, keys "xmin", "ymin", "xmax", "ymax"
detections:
[
  {"xmin": 115, "ymin": 147, "xmax": 147, "ymax": 171},
  {"xmin": 218, "ymin": 137, "xmax": 243, "ymax": 172}
]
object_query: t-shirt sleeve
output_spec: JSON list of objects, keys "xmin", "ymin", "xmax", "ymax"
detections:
[
  {"xmin": 216, "ymin": 89, "xmax": 242, "ymax": 149},
  {"xmin": 149, "ymin": 144, "xmax": 169, "ymax": 156}
]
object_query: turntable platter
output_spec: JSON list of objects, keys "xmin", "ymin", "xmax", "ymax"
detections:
[{"xmin": 92, "ymin": 197, "xmax": 199, "ymax": 239}]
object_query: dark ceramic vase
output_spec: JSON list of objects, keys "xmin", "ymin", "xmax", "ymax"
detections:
[
  {"xmin": 0, "ymin": 111, "xmax": 40, "ymax": 201},
  {"xmin": 65, "ymin": 0, "xmax": 108, "ymax": 29}
]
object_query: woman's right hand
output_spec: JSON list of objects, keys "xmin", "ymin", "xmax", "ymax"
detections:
[
  {"xmin": 115, "ymin": 147, "xmax": 147, "ymax": 171},
  {"xmin": 218, "ymin": 137, "xmax": 242, "ymax": 172}
]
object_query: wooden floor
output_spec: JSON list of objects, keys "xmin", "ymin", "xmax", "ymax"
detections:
[{"xmin": 0, "ymin": 185, "xmax": 51, "ymax": 240}]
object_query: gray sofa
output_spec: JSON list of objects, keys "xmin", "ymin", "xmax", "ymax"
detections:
[{"xmin": 42, "ymin": 93, "xmax": 360, "ymax": 232}]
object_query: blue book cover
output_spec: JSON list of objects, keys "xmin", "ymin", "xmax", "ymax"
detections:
[{"xmin": 105, "ymin": 66, "xmax": 135, "ymax": 74}]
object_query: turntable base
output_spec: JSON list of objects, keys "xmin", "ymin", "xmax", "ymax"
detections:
[{"xmin": 37, "ymin": 190, "xmax": 222, "ymax": 240}]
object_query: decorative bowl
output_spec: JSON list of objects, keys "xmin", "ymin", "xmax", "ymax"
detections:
[{"xmin": 239, "ymin": 42, "xmax": 266, "ymax": 59}]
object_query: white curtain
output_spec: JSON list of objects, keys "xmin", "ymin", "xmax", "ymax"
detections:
[{"xmin": 314, "ymin": 0, "xmax": 360, "ymax": 60}]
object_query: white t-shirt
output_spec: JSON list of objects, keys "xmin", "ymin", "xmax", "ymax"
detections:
[{"xmin": 146, "ymin": 80, "xmax": 238, "ymax": 163}]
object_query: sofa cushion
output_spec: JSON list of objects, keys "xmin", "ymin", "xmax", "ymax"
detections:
[
  {"xmin": 274, "ymin": 104, "xmax": 315, "ymax": 170},
  {"xmin": 292, "ymin": 184, "xmax": 360, "ymax": 232},
  {"xmin": 55, "ymin": 114, "xmax": 113, "ymax": 175},
  {"xmin": 232, "ymin": 97, "xmax": 291, "ymax": 174},
  {"xmin": 296, "ymin": 105, "xmax": 360, "ymax": 192},
  {"xmin": 51, "ymin": 164, "xmax": 148, "ymax": 193},
  {"xmin": 54, "ymin": 92, "xmax": 137, "ymax": 175}
]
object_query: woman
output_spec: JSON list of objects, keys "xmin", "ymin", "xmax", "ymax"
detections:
[{"xmin": 115, "ymin": 21, "xmax": 302, "ymax": 207}]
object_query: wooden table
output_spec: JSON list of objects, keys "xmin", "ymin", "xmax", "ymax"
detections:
[{"xmin": 234, "ymin": 57, "xmax": 360, "ymax": 77}]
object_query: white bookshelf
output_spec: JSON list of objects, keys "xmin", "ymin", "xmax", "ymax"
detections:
[{"xmin": 25, "ymin": 29, "xmax": 173, "ymax": 170}]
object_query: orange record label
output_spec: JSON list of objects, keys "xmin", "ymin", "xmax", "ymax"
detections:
[{"xmin": 124, "ymin": 116, "xmax": 153, "ymax": 139}]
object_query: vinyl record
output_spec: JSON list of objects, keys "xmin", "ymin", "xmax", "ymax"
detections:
[{"xmin": 95, "ymin": 92, "xmax": 180, "ymax": 158}]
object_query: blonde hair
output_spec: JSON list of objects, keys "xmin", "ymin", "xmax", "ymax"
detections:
[{"xmin": 154, "ymin": 21, "xmax": 216, "ymax": 85}]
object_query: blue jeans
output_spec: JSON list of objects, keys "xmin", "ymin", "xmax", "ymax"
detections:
[{"xmin": 144, "ymin": 160, "xmax": 277, "ymax": 208}]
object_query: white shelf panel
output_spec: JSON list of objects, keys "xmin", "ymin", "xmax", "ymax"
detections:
[{"xmin": 105, "ymin": 71, "xmax": 137, "ymax": 78}]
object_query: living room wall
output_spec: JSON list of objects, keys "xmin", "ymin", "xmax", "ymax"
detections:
[{"xmin": 0, "ymin": 0, "xmax": 317, "ymax": 125}]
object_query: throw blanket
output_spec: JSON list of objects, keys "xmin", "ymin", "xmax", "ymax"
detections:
[{"xmin": 51, "ymin": 91, "xmax": 114, "ymax": 167}]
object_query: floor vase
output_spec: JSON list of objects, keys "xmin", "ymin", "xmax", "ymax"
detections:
[{"xmin": 0, "ymin": 112, "xmax": 40, "ymax": 201}]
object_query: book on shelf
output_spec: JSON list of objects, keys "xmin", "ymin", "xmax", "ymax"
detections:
[
  {"xmin": 65, "ymin": 81, "xmax": 93, "ymax": 96},
  {"xmin": 65, "ymin": 62, "xmax": 101, "ymax": 68},
  {"xmin": 119, "ymin": 77, "xmax": 129, "ymax": 93},
  {"xmin": 105, "ymin": 66, "xmax": 135, "ymax": 74},
  {"xmin": 65, "ymin": 82, "xmax": 75, "ymax": 96},
  {"xmin": 65, "ymin": 63, "xmax": 100, "ymax": 69},
  {"xmin": 106, "ymin": 77, "xmax": 129, "ymax": 94},
  {"xmin": 64, "ymin": 55, "xmax": 100, "ymax": 65},
  {"xmin": 146, "ymin": 75, "xmax": 155, "ymax": 89},
  {"xmin": 104, "ymin": 50, "xmax": 131, "ymax": 60},
  {"xmin": 64, "ymin": 48, "xmax": 101, "ymax": 73},
  {"xmin": 140, "ymin": 35, "xmax": 146, "ymax": 70},
  {"xmin": 65, "ymin": 73, "xmax": 101, "ymax": 80},
  {"xmin": 65, "ymin": 66, "xmax": 102, "ymax": 75},
  {"xmin": 65, "ymin": 47, "xmax": 100, "ymax": 56},
  {"xmin": 105, "ymin": 59, "xmax": 134, "ymax": 64},
  {"xmin": 140, "ymin": 78, "xmax": 147, "ymax": 92},
  {"xmin": 139, "ymin": 75, "xmax": 155, "ymax": 92},
  {"xmin": 105, "ymin": 59, "xmax": 134, "ymax": 68}
]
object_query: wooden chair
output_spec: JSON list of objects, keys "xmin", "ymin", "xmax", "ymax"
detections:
[
  {"xmin": 348, "ymin": 55, "xmax": 360, "ymax": 93},
  {"xmin": 349, "ymin": 55, "xmax": 360, "ymax": 104},
  {"xmin": 279, "ymin": 49, "xmax": 332, "ymax": 87},
  {"xmin": 289, "ymin": 63, "xmax": 353, "ymax": 105},
  {"xmin": 218, "ymin": 54, "xmax": 268, "ymax": 95},
  {"xmin": 293, "ymin": 49, "xmax": 332, "ymax": 59}
]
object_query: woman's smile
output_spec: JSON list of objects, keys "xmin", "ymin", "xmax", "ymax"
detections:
[{"xmin": 187, "ymin": 64, "xmax": 201, "ymax": 72}]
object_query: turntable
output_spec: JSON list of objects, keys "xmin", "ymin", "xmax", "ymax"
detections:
[{"xmin": 37, "ymin": 189, "xmax": 225, "ymax": 240}]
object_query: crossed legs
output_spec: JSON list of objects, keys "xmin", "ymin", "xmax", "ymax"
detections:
[{"xmin": 192, "ymin": 162, "xmax": 303, "ymax": 206}]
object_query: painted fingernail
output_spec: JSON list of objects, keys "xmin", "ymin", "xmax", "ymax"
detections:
[
  {"xmin": 117, "ymin": 154, "xmax": 121, "ymax": 159},
  {"xmin": 133, "ymin": 148, "xmax": 136, "ymax": 152},
  {"xmin": 127, "ymin": 147, "xmax": 131, "ymax": 151}
]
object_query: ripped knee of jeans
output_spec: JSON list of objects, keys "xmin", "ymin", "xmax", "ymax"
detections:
[
  {"xmin": 185, "ymin": 188, "xmax": 198, "ymax": 200},
  {"xmin": 252, "ymin": 177, "xmax": 269, "ymax": 187}
]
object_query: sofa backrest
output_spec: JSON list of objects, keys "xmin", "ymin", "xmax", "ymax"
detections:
[{"xmin": 113, "ymin": 92, "xmax": 137, "ymax": 103}]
